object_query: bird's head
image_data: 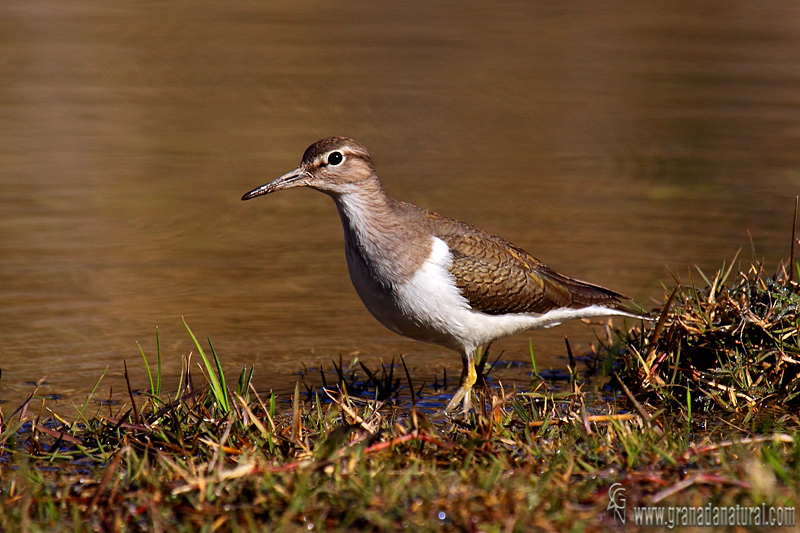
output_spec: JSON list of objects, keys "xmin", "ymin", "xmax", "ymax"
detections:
[{"xmin": 241, "ymin": 137, "xmax": 377, "ymax": 200}]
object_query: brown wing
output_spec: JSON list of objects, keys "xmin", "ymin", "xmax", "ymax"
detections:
[{"xmin": 437, "ymin": 230, "xmax": 632, "ymax": 316}]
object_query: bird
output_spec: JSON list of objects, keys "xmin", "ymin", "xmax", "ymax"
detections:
[{"xmin": 242, "ymin": 137, "xmax": 644, "ymax": 413}]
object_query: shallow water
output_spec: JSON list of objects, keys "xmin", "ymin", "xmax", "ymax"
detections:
[{"xmin": 1, "ymin": 1, "xmax": 799, "ymax": 409}]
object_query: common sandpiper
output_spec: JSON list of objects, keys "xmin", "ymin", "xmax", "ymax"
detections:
[{"xmin": 242, "ymin": 137, "xmax": 644, "ymax": 413}]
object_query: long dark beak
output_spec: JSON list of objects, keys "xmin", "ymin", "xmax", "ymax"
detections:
[{"xmin": 241, "ymin": 167, "xmax": 308, "ymax": 201}]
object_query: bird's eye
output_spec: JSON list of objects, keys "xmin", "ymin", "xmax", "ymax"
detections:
[{"xmin": 327, "ymin": 151, "xmax": 344, "ymax": 166}]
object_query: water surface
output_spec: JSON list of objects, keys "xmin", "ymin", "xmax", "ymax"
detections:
[{"xmin": 1, "ymin": 1, "xmax": 799, "ymax": 408}]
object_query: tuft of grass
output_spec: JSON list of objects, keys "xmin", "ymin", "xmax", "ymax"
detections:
[{"xmin": 609, "ymin": 254, "xmax": 800, "ymax": 415}]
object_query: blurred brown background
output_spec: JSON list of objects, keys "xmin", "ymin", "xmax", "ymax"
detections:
[{"xmin": 1, "ymin": 1, "xmax": 798, "ymax": 406}]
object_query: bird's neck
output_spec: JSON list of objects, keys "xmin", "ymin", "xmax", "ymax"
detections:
[
  {"xmin": 332, "ymin": 178, "xmax": 399, "ymax": 250},
  {"xmin": 332, "ymin": 176, "xmax": 392, "ymax": 222},
  {"xmin": 331, "ymin": 177, "xmax": 432, "ymax": 281}
]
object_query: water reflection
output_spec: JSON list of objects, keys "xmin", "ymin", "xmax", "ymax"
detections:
[{"xmin": 1, "ymin": 1, "xmax": 799, "ymax": 408}]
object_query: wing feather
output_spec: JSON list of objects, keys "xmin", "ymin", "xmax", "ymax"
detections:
[{"xmin": 436, "ymin": 230, "xmax": 632, "ymax": 316}]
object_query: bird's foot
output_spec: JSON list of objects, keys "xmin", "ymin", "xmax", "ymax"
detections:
[
  {"xmin": 444, "ymin": 386, "xmax": 470, "ymax": 414},
  {"xmin": 444, "ymin": 357, "xmax": 478, "ymax": 415}
]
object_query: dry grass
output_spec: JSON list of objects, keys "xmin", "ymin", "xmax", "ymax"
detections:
[{"xmin": 610, "ymin": 254, "xmax": 800, "ymax": 415}]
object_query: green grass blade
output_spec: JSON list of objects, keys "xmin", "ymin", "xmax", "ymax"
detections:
[
  {"xmin": 138, "ymin": 341, "xmax": 155, "ymax": 397},
  {"xmin": 529, "ymin": 340, "xmax": 540, "ymax": 379},
  {"xmin": 207, "ymin": 336, "xmax": 230, "ymax": 412},
  {"xmin": 237, "ymin": 365, "xmax": 254, "ymax": 400},
  {"xmin": 71, "ymin": 367, "xmax": 108, "ymax": 432},
  {"xmin": 183, "ymin": 318, "xmax": 229, "ymax": 414}
]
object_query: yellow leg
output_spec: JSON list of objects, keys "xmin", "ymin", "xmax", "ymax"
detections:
[{"xmin": 445, "ymin": 351, "xmax": 478, "ymax": 414}]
